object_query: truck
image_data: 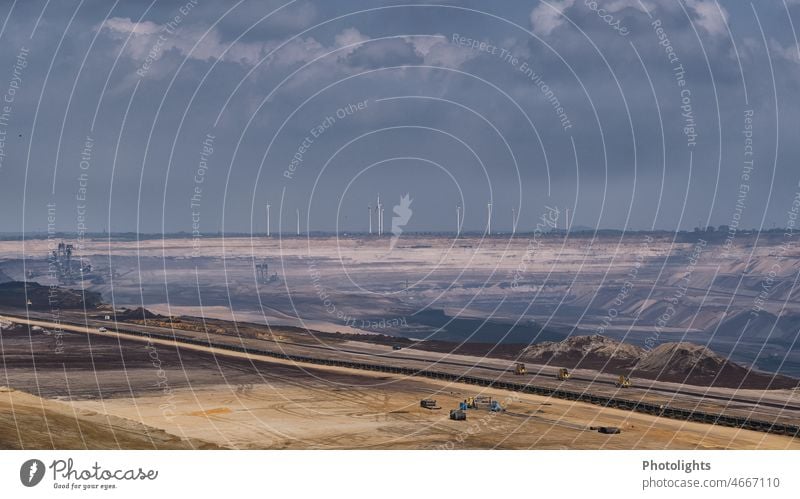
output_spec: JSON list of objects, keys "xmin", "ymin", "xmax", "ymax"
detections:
[
  {"xmin": 449, "ymin": 409, "xmax": 467, "ymax": 421},
  {"xmin": 420, "ymin": 399, "xmax": 441, "ymax": 410}
]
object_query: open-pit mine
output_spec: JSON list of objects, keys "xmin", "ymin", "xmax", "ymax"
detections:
[{"xmin": 1, "ymin": 232, "xmax": 799, "ymax": 449}]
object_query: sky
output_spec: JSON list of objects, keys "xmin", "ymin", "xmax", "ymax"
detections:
[{"xmin": 0, "ymin": 0, "xmax": 798, "ymax": 234}]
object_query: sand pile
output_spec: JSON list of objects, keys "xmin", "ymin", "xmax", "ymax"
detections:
[
  {"xmin": 521, "ymin": 335, "xmax": 798, "ymax": 389},
  {"xmin": 115, "ymin": 307, "xmax": 163, "ymax": 321},
  {"xmin": 521, "ymin": 334, "xmax": 641, "ymax": 369},
  {"xmin": 636, "ymin": 342, "xmax": 728, "ymax": 375}
]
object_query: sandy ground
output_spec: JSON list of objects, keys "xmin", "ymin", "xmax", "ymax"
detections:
[
  {"xmin": 7, "ymin": 311, "xmax": 800, "ymax": 423},
  {"xmin": 1, "ymin": 320, "xmax": 798, "ymax": 449},
  {"xmin": 0, "ymin": 387, "xmax": 213, "ymax": 449},
  {"xmin": 61, "ymin": 378, "xmax": 800, "ymax": 450}
]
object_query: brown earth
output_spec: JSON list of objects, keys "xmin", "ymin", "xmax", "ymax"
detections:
[
  {"xmin": 1, "ymin": 322, "xmax": 799, "ymax": 449},
  {"xmin": 521, "ymin": 335, "xmax": 799, "ymax": 389},
  {"xmin": 109, "ymin": 309, "xmax": 800, "ymax": 390},
  {"xmin": 0, "ymin": 387, "xmax": 215, "ymax": 449},
  {"xmin": 0, "ymin": 281, "xmax": 102, "ymax": 310}
]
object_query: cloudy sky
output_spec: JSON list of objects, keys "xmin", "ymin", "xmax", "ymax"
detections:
[{"xmin": 0, "ymin": 0, "xmax": 798, "ymax": 234}]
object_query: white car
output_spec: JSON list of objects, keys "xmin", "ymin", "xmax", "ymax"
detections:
[{"xmin": 97, "ymin": 327, "xmax": 108, "ymax": 333}]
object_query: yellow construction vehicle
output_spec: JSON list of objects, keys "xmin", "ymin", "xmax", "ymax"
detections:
[
  {"xmin": 615, "ymin": 375, "xmax": 631, "ymax": 388},
  {"xmin": 557, "ymin": 368, "xmax": 571, "ymax": 380},
  {"xmin": 513, "ymin": 363, "xmax": 527, "ymax": 375}
]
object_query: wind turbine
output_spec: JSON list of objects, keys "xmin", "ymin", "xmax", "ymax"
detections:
[
  {"xmin": 376, "ymin": 194, "xmax": 383, "ymax": 235},
  {"xmin": 265, "ymin": 203, "xmax": 271, "ymax": 237},
  {"xmin": 487, "ymin": 202, "xmax": 492, "ymax": 235},
  {"xmin": 512, "ymin": 207, "xmax": 517, "ymax": 235}
]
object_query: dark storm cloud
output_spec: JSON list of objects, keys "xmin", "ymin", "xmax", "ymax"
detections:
[{"xmin": 0, "ymin": 0, "xmax": 797, "ymax": 234}]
